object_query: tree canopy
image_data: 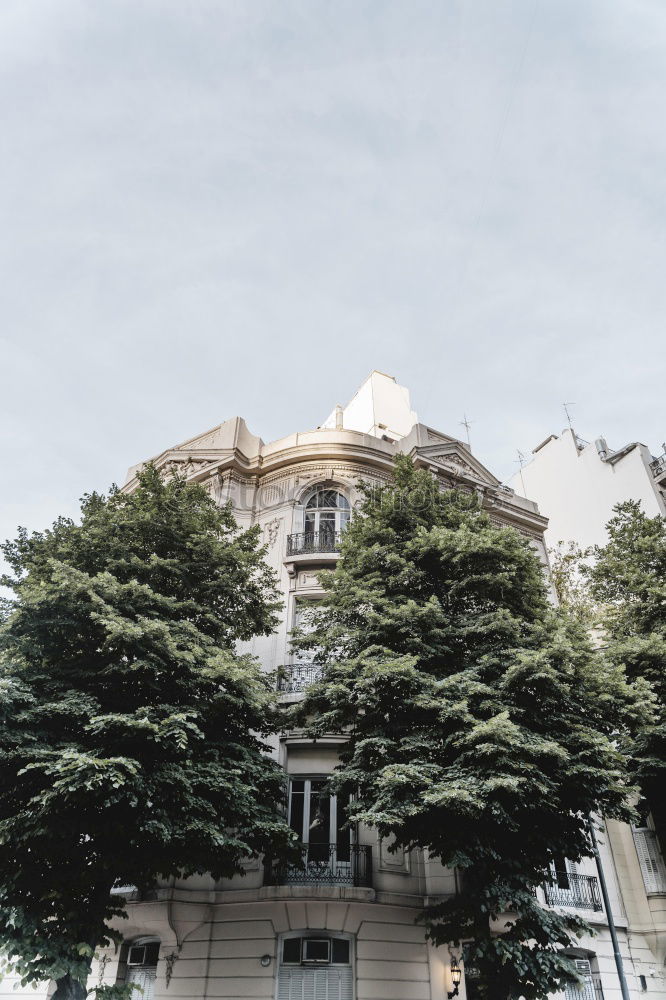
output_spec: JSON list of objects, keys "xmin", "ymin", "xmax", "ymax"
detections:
[
  {"xmin": 295, "ymin": 457, "xmax": 640, "ymax": 1000},
  {"xmin": 588, "ymin": 500, "xmax": 666, "ymax": 845},
  {"xmin": 0, "ymin": 467, "xmax": 294, "ymax": 1000}
]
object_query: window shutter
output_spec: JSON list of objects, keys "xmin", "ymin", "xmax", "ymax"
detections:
[
  {"xmin": 633, "ymin": 828, "xmax": 666, "ymax": 893},
  {"xmin": 277, "ymin": 967, "xmax": 353, "ymax": 1000},
  {"xmin": 126, "ymin": 966, "xmax": 156, "ymax": 1000}
]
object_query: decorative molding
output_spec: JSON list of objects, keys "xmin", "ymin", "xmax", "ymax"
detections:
[
  {"xmin": 164, "ymin": 950, "xmax": 179, "ymax": 988},
  {"xmin": 263, "ymin": 517, "xmax": 282, "ymax": 548},
  {"xmin": 96, "ymin": 953, "xmax": 111, "ymax": 986},
  {"xmin": 377, "ymin": 835, "xmax": 411, "ymax": 875},
  {"xmin": 431, "ymin": 455, "xmax": 482, "ymax": 481},
  {"xmin": 488, "ymin": 515, "xmax": 543, "ymax": 541}
]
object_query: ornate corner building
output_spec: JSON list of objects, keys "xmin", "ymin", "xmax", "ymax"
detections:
[{"xmin": 6, "ymin": 373, "xmax": 665, "ymax": 1000}]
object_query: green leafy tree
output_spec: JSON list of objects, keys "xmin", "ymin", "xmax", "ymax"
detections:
[
  {"xmin": 0, "ymin": 467, "xmax": 295, "ymax": 1000},
  {"xmin": 588, "ymin": 501, "xmax": 666, "ymax": 845},
  {"xmin": 295, "ymin": 457, "xmax": 640, "ymax": 1000},
  {"xmin": 548, "ymin": 542, "xmax": 596, "ymax": 626}
]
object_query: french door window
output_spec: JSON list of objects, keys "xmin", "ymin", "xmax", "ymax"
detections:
[
  {"xmin": 304, "ymin": 490, "xmax": 350, "ymax": 540},
  {"xmin": 289, "ymin": 778, "xmax": 350, "ymax": 862}
]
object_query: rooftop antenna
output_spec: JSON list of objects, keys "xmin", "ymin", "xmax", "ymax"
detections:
[
  {"xmin": 515, "ymin": 449, "xmax": 527, "ymax": 497},
  {"xmin": 563, "ymin": 402, "xmax": 575, "ymax": 432},
  {"xmin": 460, "ymin": 413, "xmax": 473, "ymax": 448}
]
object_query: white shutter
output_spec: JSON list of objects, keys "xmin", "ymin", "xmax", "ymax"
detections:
[
  {"xmin": 564, "ymin": 963, "xmax": 595, "ymax": 1000},
  {"xmin": 277, "ymin": 967, "xmax": 353, "ymax": 1000},
  {"xmin": 126, "ymin": 966, "xmax": 157, "ymax": 1000},
  {"xmin": 633, "ymin": 828, "xmax": 666, "ymax": 893}
]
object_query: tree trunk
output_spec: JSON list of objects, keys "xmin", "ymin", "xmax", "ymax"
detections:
[{"xmin": 52, "ymin": 973, "xmax": 88, "ymax": 1000}]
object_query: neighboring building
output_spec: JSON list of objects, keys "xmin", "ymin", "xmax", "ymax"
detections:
[
  {"xmin": 507, "ymin": 423, "xmax": 666, "ymax": 999},
  {"xmin": 3, "ymin": 374, "xmax": 665, "ymax": 1000},
  {"xmin": 509, "ymin": 428, "xmax": 666, "ymax": 551}
]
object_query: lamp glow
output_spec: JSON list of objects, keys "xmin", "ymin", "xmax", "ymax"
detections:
[{"xmin": 448, "ymin": 956, "xmax": 462, "ymax": 999}]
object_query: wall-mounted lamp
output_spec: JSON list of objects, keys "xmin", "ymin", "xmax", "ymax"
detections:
[
  {"xmin": 260, "ymin": 955, "xmax": 272, "ymax": 968},
  {"xmin": 448, "ymin": 956, "xmax": 462, "ymax": 999}
]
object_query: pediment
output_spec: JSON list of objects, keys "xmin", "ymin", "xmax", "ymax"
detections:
[{"xmin": 416, "ymin": 442, "xmax": 500, "ymax": 487}]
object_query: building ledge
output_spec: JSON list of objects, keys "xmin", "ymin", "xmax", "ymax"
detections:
[{"xmin": 256, "ymin": 885, "xmax": 375, "ymax": 903}]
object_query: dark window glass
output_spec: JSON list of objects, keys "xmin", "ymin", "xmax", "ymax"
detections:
[
  {"xmin": 309, "ymin": 782, "xmax": 331, "ymax": 854},
  {"xmin": 336, "ymin": 793, "xmax": 350, "ymax": 862},
  {"xmin": 553, "ymin": 857, "xmax": 570, "ymax": 889},
  {"xmin": 282, "ymin": 938, "xmax": 301, "ymax": 964},
  {"xmin": 319, "ymin": 512, "xmax": 336, "ymax": 537},
  {"xmin": 289, "ymin": 784, "xmax": 304, "ymax": 838},
  {"xmin": 306, "ymin": 490, "xmax": 350, "ymax": 510},
  {"xmin": 143, "ymin": 943, "xmax": 159, "ymax": 966},
  {"xmin": 304, "ymin": 939, "xmax": 330, "ymax": 963},
  {"xmin": 331, "ymin": 939, "xmax": 350, "ymax": 965}
]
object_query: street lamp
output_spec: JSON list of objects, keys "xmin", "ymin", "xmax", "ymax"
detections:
[{"xmin": 448, "ymin": 956, "xmax": 462, "ymax": 999}]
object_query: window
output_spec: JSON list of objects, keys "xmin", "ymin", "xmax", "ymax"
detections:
[
  {"xmin": 124, "ymin": 938, "xmax": 159, "ymax": 1000},
  {"xmin": 127, "ymin": 943, "xmax": 159, "ymax": 967},
  {"xmin": 288, "ymin": 778, "xmax": 350, "ymax": 861},
  {"xmin": 552, "ymin": 856, "xmax": 574, "ymax": 890},
  {"xmin": 563, "ymin": 959, "xmax": 603, "ymax": 1000},
  {"xmin": 291, "ymin": 598, "xmax": 321, "ymax": 666},
  {"xmin": 304, "ymin": 489, "xmax": 350, "ymax": 539},
  {"xmin": 282, "ymin": 936, "xmax": 350, "ymax": 966},
  {"xmin": 278, "ymin": 935, "xmax": 353, "ymax": 1000},
  {"xmin": 633, "ymin": 827, "xmax": 666, "ymax": 893}
]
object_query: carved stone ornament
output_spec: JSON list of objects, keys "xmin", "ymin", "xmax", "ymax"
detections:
[
  {"xmin": 164, "ymin": 950, "xmax": 179, "ymax": 988},
  {"xmin": 96, "ymin": 953, "xmax": 111, "ymax": 986},
  {"xmin": 264, "ymin": 518, "xmax": 281, "ymax": 548}
]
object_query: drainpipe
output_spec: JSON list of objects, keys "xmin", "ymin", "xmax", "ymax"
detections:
[{"xmin": 589, "ymin": 819, "xmax": 631, "ymax": 1000}]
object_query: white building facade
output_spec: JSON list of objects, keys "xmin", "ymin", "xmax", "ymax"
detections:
[
  {"xmin": 3, "ymin": 375, "xmax": 665, "ymax": 1000},
  {"xmin": 509, "ymin": 429, "xmax": 666, "ymax": 551}
]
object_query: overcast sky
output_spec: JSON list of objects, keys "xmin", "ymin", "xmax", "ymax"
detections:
[{"xmin": 2, "ymin": 0, "xmax": 665, "ymax": 548}]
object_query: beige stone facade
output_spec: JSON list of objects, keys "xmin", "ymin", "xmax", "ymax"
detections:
[{"xmin": 4, "ymin": 374, "xmax": 665, "ymax": 1000}]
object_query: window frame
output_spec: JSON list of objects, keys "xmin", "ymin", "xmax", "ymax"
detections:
[
  {"xmin": 279, "ymin": 932, "xmax": 353, "ymax": 968},
  {"xmin": 300, "ymin": 487, "xmax": 351, "ymax": 537}
]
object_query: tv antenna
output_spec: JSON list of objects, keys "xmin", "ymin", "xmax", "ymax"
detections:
[
  {"xmin": 563, "ymin": 402, "xmax": 575, "ymax": 431},
  {"xmin": 460, "ymin": 413, "xmax": 473, "ymax": 448},
  {"xmin": 515, "ymin": 449, "xmax": 527, "ymax": 497}
]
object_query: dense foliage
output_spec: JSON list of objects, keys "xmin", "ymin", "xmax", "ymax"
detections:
[
  {"xmin": 548, "ymin": 542, "xmax": 596, "ymax": 626},
  {"xmin": 589, "ymin": 501, "xmax": 666, "ymax": 845},
  {"xmin": 0, "ymin": 467, "xmax": 295, "ymax": 1000},
  {"xmin": 295, "ymin": 457, "xmax": 640, "ymax": 1000}
]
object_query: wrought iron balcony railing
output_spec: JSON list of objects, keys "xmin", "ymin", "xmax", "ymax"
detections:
[
  {"xmin": 264, "ymin": 842, "xmax": 372, "ymax": 888},
  {"xmin": 564, "ymin": 977, "xmax": 604, "ymax": 1000},
  {"xmin": 542, "ymin": 872, "xmax": 602, "ymax": 911},
  {"xmin": 286, "ymin": 530, "xmax": 343, "ymax": 557},
  {"xmin": 277, "ymin": 663, "xmax": 324, "ymax": 693}
]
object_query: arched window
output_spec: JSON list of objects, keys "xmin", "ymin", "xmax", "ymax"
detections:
[
  {"xmin": 124, "ymin": 938, "xmax": 160, "ymax": 1000},
  {"xmin": 304, "ymin": 489, "xmax": 350, "ymax": 540}
]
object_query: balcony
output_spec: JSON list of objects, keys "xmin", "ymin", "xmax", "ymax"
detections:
[
  {"xmin": 277, "ymin": 663, "xmax": 323, "ymax": 694},
  {"xmin": 264, "ymin": 843, "xmax": 372, "ymax": 888},
  {"xmin": 286, "ymin": 530, "xmax": 343, "ymax": 557},
  {"xmin": 543, "ymin": 872, "xmax": 602, "ymax": 911}
]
